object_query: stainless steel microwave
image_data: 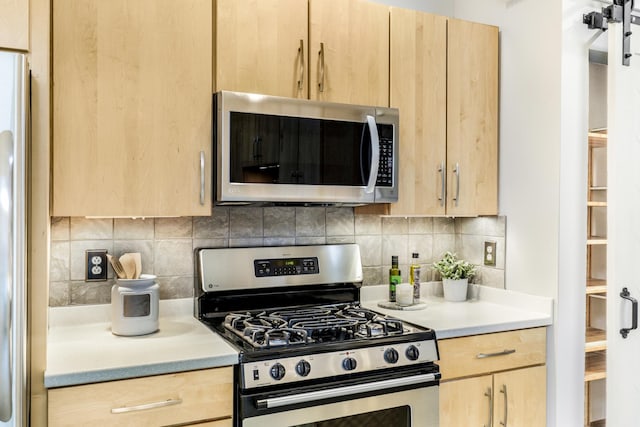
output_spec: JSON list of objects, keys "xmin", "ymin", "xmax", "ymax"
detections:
[{"xmin": 214, "ymin": 91, "xmax": 399, "ymax": 205}]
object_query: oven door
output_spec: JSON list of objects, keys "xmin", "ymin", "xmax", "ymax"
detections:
[{"xmin": 240, "ymin": 368, "xmax": 439, "ymax": 427}]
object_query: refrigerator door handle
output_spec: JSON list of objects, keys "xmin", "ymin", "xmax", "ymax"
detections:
[{"xmin": 0, "ymin": 130, "xmax": 14, "ymax": 422}]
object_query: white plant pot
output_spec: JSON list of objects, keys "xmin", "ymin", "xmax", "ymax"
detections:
[{"xmin": 443, "ymin": 278, "xmax": 469, "ymax": 302}]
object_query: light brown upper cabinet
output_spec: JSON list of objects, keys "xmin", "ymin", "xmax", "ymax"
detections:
[
  {"xmin": 0, "ymin": 0, "xmax": 29, "ymax": 50},
  {"xmin": 309, "ymin": 0, "xmax": 389, "ymax": 106},
  {"xmin": 52, "ymin": 0, "xmax": 212, "ymax": 217},
  {"xmin": 361, "ymin": 8, "xmax": 447, "ymax": 216},
  {"xmin": 214, "ymin": 0, "xmax": 308, "ymax": 98},
  {"xmin": 446, "ymin": 19, "xmax": 499, "ymax": 216},
  {"xmin": 357, "ymin": 13, "xmax": 498, "ymax": 216},
  {"xmin": 215, "ymin": 0, "xmax": 389, "ymax": 107}
]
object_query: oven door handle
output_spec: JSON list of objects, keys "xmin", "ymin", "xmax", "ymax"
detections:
[{"xmin": 256, "ymin": 373, "xmax": 439, "ymax": 410}]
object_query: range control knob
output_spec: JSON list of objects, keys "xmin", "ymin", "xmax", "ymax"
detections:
[
  {"xmin": 270, "ymin": 363, "xmax": 286, "ymax": 380},
  {"xmin": 342, "ymin": 357, "xmax": 358, "ymax": 371},
  {"xmin": 405, "ymin": 345, "xmax": 420, "ymax": 361},
  {"xmin": 295, "ymin": 360, "xmax": 311, "ymax": 377},
  {"xmin": 384, "ymin": 348, "xmax": 399, "ymax": 364}
]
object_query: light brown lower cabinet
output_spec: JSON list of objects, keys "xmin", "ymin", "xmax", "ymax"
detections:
[
  {"xmin": 48, "ymin": 367, "xmax": 233, "ymax": 427},
  {"xmin": 438, "ymin": 328, "xmax": 547, "ymax": 427},
  {"xmin": 440, "ymin": 365, "xmax": 546, "ymax": 427}
]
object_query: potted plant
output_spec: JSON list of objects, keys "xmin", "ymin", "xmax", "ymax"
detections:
[{"xmin": 432, "ymin": 251, "xmax": 476, "ymax": 301}]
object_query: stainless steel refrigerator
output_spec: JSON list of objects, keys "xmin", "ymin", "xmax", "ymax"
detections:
[{"xmin": 0, "ymin": 50, "xmax": 28, "ymax": 427}]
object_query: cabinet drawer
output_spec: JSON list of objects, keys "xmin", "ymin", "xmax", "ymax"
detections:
[
  {"xmin": 438, "ymin": 328, "xmax": 546, "ymax": 380},
  {"xmin": 48, "ymin": 367, "xmax": 233, "ymax": 427}
]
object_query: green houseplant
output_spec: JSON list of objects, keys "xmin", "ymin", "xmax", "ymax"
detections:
[{"xmin": 432, "ymin": 252, "xmax": 476, "ymax": 301}]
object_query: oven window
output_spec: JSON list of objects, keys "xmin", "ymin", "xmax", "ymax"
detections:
[
  {"xmin": 289, "ymin": 406, "xmax": 410, "ymax": 427},
  {"xmin": 229, "ymin": 111, "xmax": 371, "ymax": 186}
]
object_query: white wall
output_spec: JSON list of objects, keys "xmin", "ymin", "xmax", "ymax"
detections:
[
  {"xmin": 453, "ymin": 0, "xmax": 562, "ymax": 300},
  {"xmin": 590, "ymin": 62, "xmax": 608, "ymax": 130}
]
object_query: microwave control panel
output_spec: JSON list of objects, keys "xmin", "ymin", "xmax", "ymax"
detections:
[
  {"xmin": 254, "ymin": 257, "xmax": 319, "ymax": 277},
  {"xmin": 376, "ymin": 124, "xmax": 394, "ymax": 187}
]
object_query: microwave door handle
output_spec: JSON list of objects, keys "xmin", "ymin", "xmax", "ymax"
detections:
[{"xmin": 364, "ymin": 115, "xmax": 379, "ymax": 194}]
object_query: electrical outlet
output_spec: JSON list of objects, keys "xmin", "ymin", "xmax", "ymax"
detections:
[
  {"xmin": 86, "ymin": 249, "xmax": 108, "ymax": 281},
  {"xmin": 484, "ymin": 241, "xmax": 497, "ymax": 266}
]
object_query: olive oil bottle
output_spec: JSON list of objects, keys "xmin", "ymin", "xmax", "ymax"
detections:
[
  {"xmin": 409, "ymin": 252, "xmax": 421, "ymax": 303},
  {"xmin": 389, "ymin": 255, "xmax": 401, "ymax": 302}
]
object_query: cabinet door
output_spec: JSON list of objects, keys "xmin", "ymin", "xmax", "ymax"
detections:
[
  {"xmin": 446, "ymin": 18, "xmax": 499, "ymax": 216},
  {"xmin": 440, "ymin": 375, "xmax": 493, "ymax": 427},
  {"xmin": 215, "ymin": 0, "xmax": 308, "ymax": 98},
  {"xmin": 0, "ymin": 0, "xmax": 28, "ymax": 50},
  {"xmin": 388, "ymin": 8, "xmax": 447, "ymax": 215},
  {"xmin": 52, "ymin": 0, "xmax": 212, "ymax": 217},
  {"xmin": 493, "ymin": 365, "xmax": 546, "ymax": 427},
  {"xmin": 309, "ymin": 0, "xmax": 389, "ymax": 106}
]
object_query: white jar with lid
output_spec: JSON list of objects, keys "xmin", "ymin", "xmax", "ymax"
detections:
[{"xmin": 111, "ymin": 275, "xmax": 159, "ymax": 336}]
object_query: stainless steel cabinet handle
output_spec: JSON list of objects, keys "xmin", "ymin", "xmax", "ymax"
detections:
[
  {"xmin": 297, "ymin": 39, "xmax": 304, "ymax": 91},
  {"xmin": 111, "ymin": 398, "xmax": 183, "ymax": 414},
  {"xmin": 199, "ymin": 151, "xmax": 205, "ymax": 205},
  {"xmin": 318, "ymin": 42, "xmax": 325, "ymax": 93},
  {"xmin": 620, "ymin": 287, "xmax": 638, "ymax": 338},
  {"xmin": 0, "ymin": 131, "xmax": 13, "ymax": 423},
  {"xmin": 452, "ymin": 162, "xmax": 460, "ymax": 207},
  {"xmin": 364, "ymin": 115, "xmax": 380, "ymax": 194},
  {"xmin": 476, "ymin": 349, "xmax": 516, "ymax": 359},
  {"xmin": 484, "ymin": 387, "xmax": 493, "ymax": 427},
  {"xmin": 438, "ymin": 161, "xmax": 446, "ymax": 207},
  {"xmin": 499, "ymin": 384, "xmax": 508, "ymax": 426}
]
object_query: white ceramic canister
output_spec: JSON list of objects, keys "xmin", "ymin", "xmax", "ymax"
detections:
[{"xmin": 111, "ymin": 275, "xmax": 159, "ymax": 336}]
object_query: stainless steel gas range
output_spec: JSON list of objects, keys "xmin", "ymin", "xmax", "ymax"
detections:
[{"xmin": 195, "ymin": 244, "xmax": 440, "ymax": 427}]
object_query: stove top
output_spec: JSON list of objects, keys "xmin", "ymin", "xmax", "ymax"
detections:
[
  {"xmin": 221, "ymin": 303, "xmax": 417, "ymax": 350},
  {"xmin": 195, "ymin": 244, "xmax": 439, "ymax": 390}
]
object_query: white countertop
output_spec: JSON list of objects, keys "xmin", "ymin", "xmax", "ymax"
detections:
[
  {"xmin": 45, "ymin": 298, "xmax": 239, "ymax": 388},
  {"xmin": 46, "ymin": 285, "xmax": 553, "ymax": 388},
  {"xmin": 361, "ymin": 283, "xmax": 554, "ymax": 339}
]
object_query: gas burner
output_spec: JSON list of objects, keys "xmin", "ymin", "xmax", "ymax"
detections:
[
  {"xmin": 337, "ymin": 305, "xmax": 379, "ymax": 321},
  {"xmin": 243, "ymin": 327, "xmax": 309, "ymax": 348},
  {"xmin": 290, "ymin": 318, "xmax": 361, "ymax": 342},
  {"xmin": 225, "ymin": 312, "xmax": 288, "ymax": 332},
  {"xmin": 356, "ymin": 318, "xmax": 405, "ymax": 338}
]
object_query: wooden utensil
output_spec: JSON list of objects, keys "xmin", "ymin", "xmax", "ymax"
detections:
[
  {"xmin": 119, "ymin": 253, "xmax": 136, "ymax": 279},
  {"xmin": 130, "ymin": 253, "xmax": 142, "ymax": 279},
  {"xmin": 107, "ymin": 254, "xmax": 126, "ymax": 279}
]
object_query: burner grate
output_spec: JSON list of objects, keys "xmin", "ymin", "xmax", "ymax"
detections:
[
  {"xmin": 242, "ymin": 327, "xmax": 309, "ymax": 348},
  {"xmin": 222, "ymin": 303, "xmax": 408, "ymax": 349}
]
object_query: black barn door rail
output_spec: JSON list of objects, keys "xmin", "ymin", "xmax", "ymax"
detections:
[{"xmin": 583, "ymin": 0, "xmax": 639, "ymax": 66}]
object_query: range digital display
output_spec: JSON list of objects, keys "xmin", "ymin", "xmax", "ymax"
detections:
[{"xmin": 254, "ymin": 257, "xmax": 319, "ymax": 277}]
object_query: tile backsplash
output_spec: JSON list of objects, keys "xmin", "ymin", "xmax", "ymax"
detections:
[{"xmin": 49, "ymin": 208, "xmax": 506, "ymax": 306}]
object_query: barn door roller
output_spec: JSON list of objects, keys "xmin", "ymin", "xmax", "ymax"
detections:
[{"xmin": 584, "ymin": 0, "xmax": 638, "ymax": 66}]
